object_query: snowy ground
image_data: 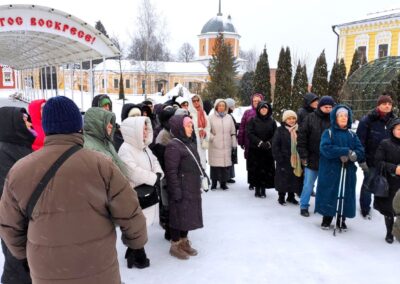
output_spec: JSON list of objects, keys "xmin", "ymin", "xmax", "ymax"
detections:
[{"xmin": 0, "ymin": 91, "xmax": 399, "ymax": 284}]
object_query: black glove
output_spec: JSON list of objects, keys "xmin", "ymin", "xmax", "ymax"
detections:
[
  {"xmin": 155, "ymin": 173, "xmax": 162, "ymax": 186},
  {"xmin": 359, "ymin": 162, "xmax": 369, "ymax": 173},
  {"xmin": 301, "ymin": 159, "xmax": 308, "ymax": 167},
  {"xmin": 348, "ymin": 150, "xmax": 357, "ymax": 162},
  {"xmin": 125, "ymin": 247, "xmax": 150, "ymax": 269},
  {"xmin": 340, "ymin": 155, "xmax": 349, "ymax": 163}
]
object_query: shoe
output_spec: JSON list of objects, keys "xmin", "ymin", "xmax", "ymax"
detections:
[
  {"xmin": 385, "ymin": 216, "xmax": 394, "ymax": 244},
  {"xmin": 179, "ymin": 238, "xmax": 198, "ymax": 256},
  {"xmin": 385, "ymin": 233, "xmax": 394, "ymax": 244},
  {"xmin": 260, "ymin": 188, "xmax": 266, "ymax": 198},
  {"xmin": 227, "ymin": 179, "xmax": 236, "ymax": 183},
  {"xmin": 211, "ymin": 180, "xmax": 217, "ymax": 190},
  {"xmin": 255, "ymin": 187, "xmax": 261, "ymax": 198},
  {"xmin": 321, "ymin": 216, "xmax": 333, "ymax": 230},
  {"xmin": 300, "ymin": 209, "xmax": 310, "ymax": 217},
  {"xmin": 221, "ymin": 183, "xmax": 229, "ymax": 190},
  {"xmin": 278, "ymin": 195, "xmax": 286, "ymax": 205},
  {"xmin": 164, "ymin": 228, "xmax": 171, "ymax": 241},
  {"xmin": 361, "ymin": 210, "xmax": 371, "ymax": 220},
  {"xmin": 126, "ymin": 248, "xmax": 150, "ymax": 269},
  {"xmin": 249, "ymin": 185, "xmax": 254, "ymax": 190},
  {"xmin": 170, "ymin": 240, "xmax": 190, "ymax": 260},
  {"xmin": 336, "ymin": 217, "xmax": 347, "ymax": 231},
  {"xmin": 286, "ymin": 195, "xmax": 299, "ymax": 205}
]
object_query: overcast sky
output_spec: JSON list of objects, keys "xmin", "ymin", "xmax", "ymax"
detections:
[{"xmin": 5, "ymin": 0, "xmax": 399, "ymax": 71}]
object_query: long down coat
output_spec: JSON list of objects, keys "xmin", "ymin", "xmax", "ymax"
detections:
[
  {"xmin": 164, "ymin": 115, "xmax": 204, "ymax": 231},
  {"xmin": 246, "ymin": 102, "xmax": 277, "ymax": 188},
  {"xmin": 272, "ymin": 125, "xmax": 303, "ymax": 194},
  {"xmin": 315, "ymin": 105, "xmax": 365, "ymax": 218}
]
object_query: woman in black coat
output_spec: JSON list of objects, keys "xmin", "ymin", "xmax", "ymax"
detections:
[
  {"xmin": 165, "ymin": 115, "xmax": 204, "ymax": 260},
  {"xmin": 246, "ymin": 101, "xmax": 277, "ymax": 198},
  {"xmin": 374, "ymin": 118, "xmax": 400, "ymax": 244},
  {"xmin": 0, "ymin": 107, "xmax": 35, "ymax": 284},
  {"xmin": 272, "ymin": 110, "xmax": 303, "ymax": 205}
]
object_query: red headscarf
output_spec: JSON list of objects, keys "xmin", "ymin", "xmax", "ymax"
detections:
[{"xmin": 28, "ymin": 99, "xmax": 46, "ymax": 151}]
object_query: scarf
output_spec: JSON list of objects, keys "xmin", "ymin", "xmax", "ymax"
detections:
[
  {"xmin": 196, "ymin": 105, "xmax": 207, "ymax": 138},
  {"xmin": 285, "ymin": 123, "xmax": 303, "ymax": 177}
]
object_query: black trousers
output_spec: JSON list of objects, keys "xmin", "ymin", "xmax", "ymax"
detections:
[{"xmin": 170, "ymin": 228, "xmax": 188, "ymax": 242}]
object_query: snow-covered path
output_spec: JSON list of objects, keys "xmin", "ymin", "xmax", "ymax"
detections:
[{"xmin": 0, "ymin": 92, "xmax": 398, "ymax": 284}]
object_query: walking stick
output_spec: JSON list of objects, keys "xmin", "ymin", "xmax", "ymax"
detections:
[{"xmin": 333, "ymin": 162, "xmax": 346, "ymax": 236}]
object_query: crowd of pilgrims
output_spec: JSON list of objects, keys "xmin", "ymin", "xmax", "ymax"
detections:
[{"xmin": 0, "ymin": 91, "xmax": 399, "ymax": 283}]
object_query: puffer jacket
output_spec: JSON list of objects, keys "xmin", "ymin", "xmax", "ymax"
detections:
[
  {"xmin": 297, "ymin": 92, "xmax": 318, "ymax": 126},
  {"xmin": 208, "ymin": 99, "xmax": 237, "ymax": 167},
  {"xmin": 0, "ymin": 134, "xmax": 147, "ymax": 284}
]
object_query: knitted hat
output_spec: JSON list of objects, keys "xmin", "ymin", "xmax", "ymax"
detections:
[
  {"xmin": 282, "ymin": 110, "xmax": 297, "ymax": 122},
  {"xmin": 99, "ymin": 97, "xmax": 112, "ymax": 108},
  {"xmin": 377, "ymin": 95, "xmax": 393, "ymax": 106},
  {"xmin": 42, "ymin": 96, "xmax": 82, "ymax": 135},
  {"xmin": 128, "ymin": 107, "xmax": 142, "ymax": 117},
  {"xmin": 318, "ymin": 96, "xmax": 335, "ymax": 108},
  {"xmin": 225, "ymin": 98, "xmax": 236, "ymax": 110},
  {"xmin": 336, "ymin": 107, "xmax": 349, "ymax": 117},
  {"xmin": 183, "ymin": 116, "xmax": 193, "ymax": 127}
]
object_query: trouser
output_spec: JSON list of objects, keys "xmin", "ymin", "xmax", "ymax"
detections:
[
  {"xmin": 359, "ymin": 167, "xmax": 375, "ymax": 214},
  {"xmin": 300, "ymin": 168, "xmax": 318, "ymax": 209},
  {"xmin": 170, "ymin": 229, "xmax": 189, "ymax": 242},
  {"xmin": 1, "ymin": 239, "xmax": 32, "ymax": 284}
]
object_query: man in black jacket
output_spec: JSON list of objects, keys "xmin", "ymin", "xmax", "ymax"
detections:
[
  {"xmin": 297, "ymin": 96, "xmax": 335, "ymax": 217},
  {"xmin": 356, "ymin": 94, "xmax": 395, "ymax": 219},
  {"xmin": 297, "ymin": 92, "xmax": 319, "ymax": 126}
]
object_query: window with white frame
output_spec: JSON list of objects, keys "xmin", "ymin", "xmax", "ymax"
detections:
[
  {"xmin": 378, "ymin": 44, "xmax": 389, "ymax": 58},
  {"xmin": 2, "ymin": 66, "xmax": 14, "ymax": 87},
  {"xmin": 375, "ymin": 31, "xmax": 392, "ymax": 59},
  {"xmin": 125, "ymin": 79, "xmax": 130, "ymax": 88},
  {"xmin": 114, "ymin": 78, "xmax": 119, "ymax": 89},
  {"xmin": 355, "ymin": 34, "xmax": 369, "ymax": 62}
]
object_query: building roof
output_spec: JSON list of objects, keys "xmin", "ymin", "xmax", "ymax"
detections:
[
  {"xmin": 94, "ymin": 59, "xmax": 209, "ymax": 75},
  {"xmin": 0, "ymin": 4, "xmax": 119, "ymax": 69},
  {"xmin": 201, "ymin": 15, "xmax": 238, "ymax": 34},
  {"xmin": 335, "ymin": 12, "xmax": 400, "ymax": 29}
]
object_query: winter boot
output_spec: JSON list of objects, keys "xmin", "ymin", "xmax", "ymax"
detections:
[
  {"xmin": 300, "ymin": 208, "xmax": 310, "ymax": 217},
  {"xmin": 180, "ymin": 238, "xmax": 198, "ymax": 256},
  {"xmin": 385, "ymin": 216, "xmax": 394, "ymax": 244},
  {"xmin": 211, "ymin": 180, "xmax": 217, "ymax": 190},
  {"xmin": 221, "ymin": 182, "xmax": 229, "ymax": 190},
  {"xmin": 335, "ymin": 216, "xmax": 347, "ymax": 231},
  {"xmin": 125, "ymin": 247, "xmax": 150, "ymax": 269},
  {"xmin": 249, "ymin": 185, "xmax": 254, "ymax": 190},
  {"xmin": 170, "ymin": 240, "xmax": 190, "ymax": 260},
  {"xmin": 286, "ymin": 193, "xmax": 299, "ymax": 205},
  {"xmin": 278, "ymin": 194, "xmax": 286, "ymax": 205},
  {"xmin": 227, "ymin": 178, "xmax": 236, "ymax": 183},
  {"xmin": 164, "ymin": 227, "xmax": 171, "ymax": 241},
  {"xmin": 260, "ymin": 188, "xmax": 266, "ymax": 198},
  {"xmin": 321, "ymin": 216, "xmax": 333, "ymax": 230},
  {"xmin": 255, "ymin": 187, "xmax": 261, "ymax": 198}
]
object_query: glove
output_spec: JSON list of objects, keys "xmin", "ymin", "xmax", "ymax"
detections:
[
  {"xmin": 155, "ymin": 173, "xmax": 162, "ymax": 186},
  {"xmin": 125, "ymin": 247, "xmax": 150, "ymax": 269},
  {"xmin": 240, "ymin": 145, "xmax": 245, "ymax": 150},
  {"xmin": 359, "ymin": 162, "xmax": 369, "ymax": 173},
  {"xmin": 301, "ymin": 159, "xmax": 308, "ymax": 167},
  {"xmin": 260, "ymin": 141, "xmax": 271, "ymax": 150},
  {"xmin": 340, "ymin": 156, "xmax": 349, "ymax": 163},
  {"xmin": 348, "ymin": 150, "xmax": 357, "ymax": 162}
]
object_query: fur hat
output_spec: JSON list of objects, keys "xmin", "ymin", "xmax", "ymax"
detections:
[
  {"xmin": 128, "ymin": 107, "xmax": 142, "ymax": 117},
  {"xmin": 42, "ymin": 96, "xmax": 82, "ymax": 135},
  {"xmin": 225, "ymin": 98, "xmax": 236, "ymax": 110},
  {"xmin": 282, "ymin": 110, "xmax": 297, "ymax": 122}
]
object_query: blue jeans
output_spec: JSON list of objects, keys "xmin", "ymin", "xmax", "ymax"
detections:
[
  {"xmin": 359, "ymin": 167, "xmax": 374, "ymax": 214},
  {"xmin": 300, "ymin": 168, "xmax": 318, "ymax": 209}
]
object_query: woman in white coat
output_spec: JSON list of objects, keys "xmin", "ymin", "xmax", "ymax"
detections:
[
  {"xmin": 208, "ymin": 99, "xmax": 237, "ymax": 190},
  {"xmin": 189, "ymin": 94, "xmax": 211, "ymax": 170}
]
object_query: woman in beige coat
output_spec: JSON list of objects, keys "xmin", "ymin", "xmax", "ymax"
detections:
[{"xmin": 208, "ymin": 99, "xmax": 237, "ymax": 190}]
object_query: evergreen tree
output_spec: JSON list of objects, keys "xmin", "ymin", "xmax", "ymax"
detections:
[
  {"xmin": 328, "ymin": 59, "xmax": 346, "ymax": 103},
  {"xmin": 95, "ymin": 21, "xmax": 109, "ymax": 38},
  {"xmin": 292, "ymin": 61, "xmax": 308, "ymax": 112},
  {"xmin": 205, "ymin": 33, "xmax": 238, "ymax": 102},
  {"xmin": 273, "ymin": 47, "xmax": 292, "ymax": 120},
  {"xmin": 348, "ymin": 49, "xmax": 362, "ymax": 78},
  {"xmin": 253, "ymin": 46, "xmax": 272, "ymax": 102},
  {"xmin": 239, "ymin": 71, "xmax": 255, "ymax": 106},
  {"xmin": 311, "ymin": 50, "xmax": 329, "ymax": 97}
]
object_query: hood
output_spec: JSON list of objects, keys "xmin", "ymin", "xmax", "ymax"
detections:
[
  {"xmin": 330, "ymin": 104, "xmax": 353, "ymax": 130},
  {"xmin": 389, "ymin": 117, "xmax": 400, "ymax": 140},
  {"xmin": 28, "ymin": 99, "xmax": 46, "ymax": 129},
  {"xmin": 0, "ymin": 107, "xmax": 35, "ymax": 147},
  {"xmin": 159, "ymin": 107, "xmax": 176, "ymax": 130},
  {"xmin": 121, "ymin": 103, "xmax": 141, "ymax": 121},
  {"xmin": 188, "ymin": 94, "xmax": 204, "ymax": 111},
  {"xmin": 303, "ymin": 93, "xmax": 318, "ymax": 108},
  {"xmin": 138, "ymin": 103, "xmax": 152, "ymax": 117},
  {"xmin": 169, "ymin": 115, "xmax": 189, "ymax": 140},
  {"xmin": 256, "ymin": 101, "xmax": 273, "ymax": 119},
  {"xmin": 91, "ymin": 94, "xmax": 113, "ymax": 111},
  {"xmin": 213, "ymin": 99, "xmax": 228, "ymax": 115},
  {"xmin": 250, "ymin": 93, "xmax": 265, "ymax": 110},
  {"xmin": 83, "ymin": 107, "xmax": 116, "ymax": 142},
  {"xmin": 121, "ymin": 116, "xmax": 153, "ymax": 149}
]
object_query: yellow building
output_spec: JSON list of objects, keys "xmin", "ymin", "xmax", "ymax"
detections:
[{"xmin": 333, "ymin": 12, "xmax": 400, "ymax": 72}]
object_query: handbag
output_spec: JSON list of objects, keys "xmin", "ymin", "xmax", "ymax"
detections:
[
  {"xmin": 173, "ymin": 138, "xmax": 210, "ymax": 192},
  {"xmin": 134, "ymin": 184, "xmax": 159, "ymax": 209},
  {"xmin": 365, "ymin": 165, "xmax": 389, "ymax": 198}
]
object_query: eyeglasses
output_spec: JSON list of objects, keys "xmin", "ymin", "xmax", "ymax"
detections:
[{"xmin": 192, "ymin": 99, "xmax": 200, "ymax": 103}]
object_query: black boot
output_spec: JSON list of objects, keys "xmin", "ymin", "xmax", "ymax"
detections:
[
  {"xmin": 255, "ymin": 187, "xmax": 261, "ymax": 198},
  {"xmin": 385, "ymin": 216, "xmax": 394, "ymax": 244},
  {"xmin": 249, "ymin": 185, "xmax": 254, "ymax": 190},
  {"xmin": 286, "ymin": 193, "xmax": 299, "ymax": 205},
  {"xmin": 221, "ymin": 182, "xmax": 229, "ymax": 190},
  {"xmin": 125, "ymin": 247, "xmax": 150, "ymax": 269},
  {"xmin": 211, "ymin": 180, "xmax": 217, "ymax": 190},
  {"xmin": 278, "ymin": 193, "xmax": 286, "ymax": 205},
  {"xmin": 260, "ymin": 188, "xmax": 266, "ymax": 198},
  {"xmin": 321, "ymin": 216, "xmax": 333, "ymax": 230}
]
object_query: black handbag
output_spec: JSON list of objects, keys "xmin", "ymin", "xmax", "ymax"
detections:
[
  {"xmin": 365, "ymin": 165, "xmax": 389, "ymax": 198},
  {"xmin": 134, "ymin": 184, "xmax": 159, "ymax": 209}
]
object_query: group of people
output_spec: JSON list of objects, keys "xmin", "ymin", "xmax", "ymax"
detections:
[{"xmin": 0, "ymin": 90, "xmax": 399, "ymax": 284}]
